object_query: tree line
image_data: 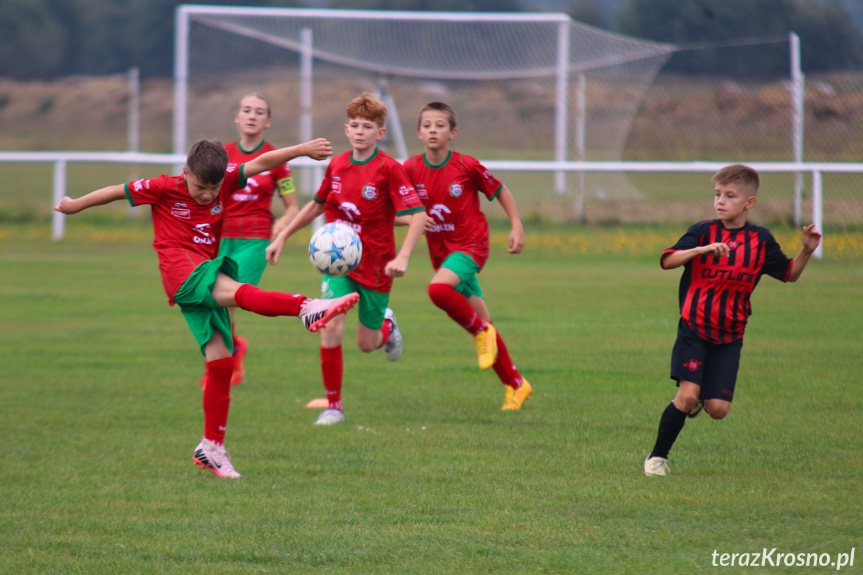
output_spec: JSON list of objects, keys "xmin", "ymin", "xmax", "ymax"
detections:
[{"xmin": 0, "ymin": 0, "xmax": 858, "ymax": 79}]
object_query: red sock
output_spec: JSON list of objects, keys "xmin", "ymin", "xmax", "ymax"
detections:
[
  {"xmin": 428, "ymin": 283, "xmax": 486, "ymax": 335},
  {"xmin": 492, "ymin": 328, "xmax": 522, "ymax": 389},
  {"xmin": 378, "ymin": 319, "xmax": 393, "ymax": 350},
  {"xmin": 321, "ymin": 345, "xmax": 343, "ymax": 410},
  {"xmin": 203, "ymin": 357, "xmax": 233, "ymax": 444},
  {"xmin": 234, "ymin": 283, "xmax": 308, "ymax": 317}
]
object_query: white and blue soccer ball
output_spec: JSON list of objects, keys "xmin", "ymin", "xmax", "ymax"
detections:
[{"xmin": 308, "ymin": 222, "xmax": 362, "ymax": 277}]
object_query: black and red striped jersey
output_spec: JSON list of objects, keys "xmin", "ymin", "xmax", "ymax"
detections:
[{"xmin": 662, "ymin": 220, "xmax": 793, "ymax": 344}]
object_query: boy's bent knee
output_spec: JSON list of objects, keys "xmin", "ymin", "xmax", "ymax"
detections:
[
  {"xmin": 357, "ymin": 341, "xmax": 378, "ymax": 353},
  {"xmin": 705, "ymin": 399, "xmax": 730, "ymax": 419}
]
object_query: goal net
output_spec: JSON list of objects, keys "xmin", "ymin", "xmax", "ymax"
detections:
[{"xmin": 175, "ymin": 7, "xmax": 674, "ymax": 221}]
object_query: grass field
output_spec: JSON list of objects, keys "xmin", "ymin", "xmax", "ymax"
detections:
[{"xmin": 2, "ymin": 222, "xmax": 861, "ymax": 574}]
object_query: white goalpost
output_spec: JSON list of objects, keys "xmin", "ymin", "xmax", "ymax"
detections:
[{"xmin": 172, "ymin": 5, "xmax": 675, "ymax": 209}]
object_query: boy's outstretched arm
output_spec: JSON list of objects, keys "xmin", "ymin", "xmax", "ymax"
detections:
[
  {"xmin": 265, "ymin": 200, "xmax": 325, "ymax": 265},
  {"xmin": 54, "ymin": 184, "xmax": 127, "ymax": 215},
  {"xmin": 385, "ymin": 210, "xmax": 428, "ymax": 278},
  {"xmin": 496, "ymin": 186, "xmax": 525, "ymax": 254},
  {"xmin": 245, "ymin": 138, "xmax": 332, "ymax": 179},
  {"xmin": 787, "ymin": 224, "xmax": 821, "ymax": 282}
]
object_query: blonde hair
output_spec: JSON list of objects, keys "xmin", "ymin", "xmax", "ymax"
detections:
[{"xmin": 346, "ymin": 92, "xmax": 387, "ymax": 127}]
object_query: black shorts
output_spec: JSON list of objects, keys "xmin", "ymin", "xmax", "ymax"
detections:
[{"xmin": 670, "ymin": 320, "xmax": 742, "ymax": 403}]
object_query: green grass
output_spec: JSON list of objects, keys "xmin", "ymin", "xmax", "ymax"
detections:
[{"xmin": 1, "ymin": 223, "xmax": 861, "ymax": 574}]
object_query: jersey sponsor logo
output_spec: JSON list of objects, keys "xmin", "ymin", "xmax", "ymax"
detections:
[
  {"xmin": 482, "ymin": 170, "xmax": 492, "ymax": 180},
  {"xmin": 362, "ymin": 184, "xmax": 377, "ymax": 200},
  {"xmin": 683, "ymin": 359, "xmax": 702, "ymax": 372},
  {"xmin": 334, "ymin": 218, "xmax": 362, "ymax": 234},
  {"xmin": 193, "ymin": 223, "xmax": 217, "ymax": 245},
  {"xmin": 172, "ymin": 207, "xmax": 191, "ymax": 219},
  {"xmin": 398, "ymin": 185, "xmax": 414, "ymax": 196},
  {"xmin": 332, "ymin": 181, "xmax": 342, "ymax": 194},
  {"xmin": 338, "ymin": 202, "xmax": 361, "ymax": 222},
  {"xmin": 415, "ymin": 183, "xmax": 428, "ymax": 200},
  {"xmin": 211, "ymin": 203, "xmax": 223, "ymax": 215},
  {"xmin": 429, "ymin": 203, "xmax": 451, "ymax": 222},
  {"xmin": 449, "ymin": 183, "xmax": 463, "ymax": 197},
  {"xmin": 133, "ymin": 179, "xmax": 147, "ymax": 192},
  {"xmin": 233, "ymin": 179, "xmax": 260, "ymax": 202},
  {"xmin": 700, "ymin": 268, "xmax": 756, "ymax": 289},
  {"xmin": 428, "ymin": 204, "xmax": 455, "ymax": 232},
  {"xmin": 226, "ymin": 164, "xmax": 238, "ymax": 173}
]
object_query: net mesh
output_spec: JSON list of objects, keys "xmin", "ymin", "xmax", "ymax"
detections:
[{"xmin": 181, "ymin": 9, "xmax": 673, "ymax": 218}]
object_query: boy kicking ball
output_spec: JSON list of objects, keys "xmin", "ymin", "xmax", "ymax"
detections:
[
  {"xmin": 643, "ymin": 164, "xmax": 821, "ymax": 476},
  {"xmin": 55, "ymin": 137, "xmax": 359, "ymax": 478}
]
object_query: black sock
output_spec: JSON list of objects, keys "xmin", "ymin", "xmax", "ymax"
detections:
[{"xmin": 649, "ymin": 401, "xmax": 688, "ymax": 459}]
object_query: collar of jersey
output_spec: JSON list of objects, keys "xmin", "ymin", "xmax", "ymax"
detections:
[
  {"xmin": 237, "ymin": 140, "xmax": 266, "ymax": 155},
  {"xmin": 350, "ymin": 147, "xmax": 379, "ymax": 165},
  {"xmin": 423, "ymin": 150, "xmax": 451, "ymax": 169}
]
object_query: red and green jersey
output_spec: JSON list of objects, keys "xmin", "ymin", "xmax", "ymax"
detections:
[
  {"xmin": 403, "ymin": 151, "xmax": 502, "ymax": 271},
  {"xmin": 663, "ymin": 220, "xmax": 793, "ymax": 344},
  {"xmin": 125, "ymin": 167, "xmax": 244, "ymax": 305},
  {"xmin": 315, "ymin": 148, "xmax": 424, "ymax": 293},
  {"xmin": 222, "ymin": 140, "xmax": 293, "ymax": 240}
]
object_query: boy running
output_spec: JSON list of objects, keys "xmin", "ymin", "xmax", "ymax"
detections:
[
  {"xmin": 266, "ymin": 92, "xmax": 427, "ymax": 426},
  {"xmin": 643, "ymin": 164, "xmax": 821, "ymax": 476},
  {"xmin": 55, "ymin": 137, "xmax": 359, "ymax": 479},
  {"xmin": 402, "ymin": 101, "xmax": 532, "ymax": 410},
  {"xmin": 215, "ymin": 92, "xmax": 300, "ymax": 387}
]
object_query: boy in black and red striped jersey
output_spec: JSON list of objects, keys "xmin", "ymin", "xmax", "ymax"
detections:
[
  {"xmin": 402, "ymin": 102, "xmax": 532, "ymax": 411},
  {"xmin": 55, "ymin": 137, "xmax": 360, "ymax": 479},
  {"xmin": 266, "ymin": 92, "xmax": 427, "ymax": 426},
  {"xmin": 643, "ymin": 164, "xmax": 821, "ymax": 476}
]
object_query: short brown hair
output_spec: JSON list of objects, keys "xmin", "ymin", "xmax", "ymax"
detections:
[
  {"xmin": 418, "ymin": 102, "xmax": 457, "ymax": 130},
  {"xmin": 186, "ymin": 139, "xmax": 228, "ymax": 185},
  {"xmin": 713, "ymin": 164, "xmax": 760, "ymax": 196},
  {"xmin": 346, "ymin": 92, "xmax": 387, "ymax": 127}
]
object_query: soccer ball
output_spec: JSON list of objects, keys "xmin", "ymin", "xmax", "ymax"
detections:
[{"xmin": 308, "ymin": 222, "xmax": 362, "ymax": 277}]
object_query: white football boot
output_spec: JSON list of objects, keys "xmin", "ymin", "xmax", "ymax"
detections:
[
  {"xmin": 643, "ymin": 456, "xmax": 670, "ymax": 476},
  {"xmin": 314, "ymin": 408, "xmax": 346, "ymax": 426},
  {"xmin": 300, "ymin": 293, "xmax": 359, "ymax": 332},
  {"xmin": 193, "ymin": 438, "xmax": 241, "ymax": 479},
  {"xmin": 382, "ymin": 308, "xmax": 403, "ymax": 361}
]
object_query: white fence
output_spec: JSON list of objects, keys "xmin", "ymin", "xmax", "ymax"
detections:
[{"xmin": 3, "ymin": 150, "xmax": 861, "ymax": 259}]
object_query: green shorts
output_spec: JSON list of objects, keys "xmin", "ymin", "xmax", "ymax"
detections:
[
  {"xmin": 218, "ymin": 238, "xmax": 269, "ymax": 286},
  {"xmin": 174, "ymin": 255, "xmax": 239, "ymax": 356},
  {"xmin": 441, "ymin": 252, "xmax": 484, "ymax": 299},
  {"xmin": 322, "ymin": 275, "xmax": 389, "ymax": 330}
]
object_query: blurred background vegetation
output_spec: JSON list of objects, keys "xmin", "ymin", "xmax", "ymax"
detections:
[{"xmin": 0, "ymin": 0, "xmax": 861, "ymax": 79}]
